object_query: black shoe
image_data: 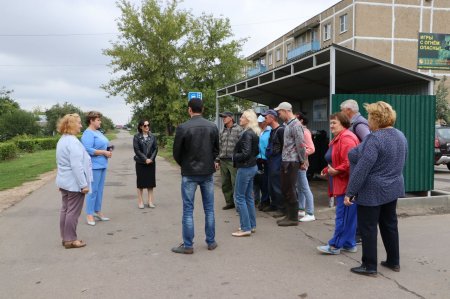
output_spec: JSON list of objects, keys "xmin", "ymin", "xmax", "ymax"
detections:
[
  {"xmin": 355, "ymin": 235, "xmax": 362, "ymax": 244},
  {"xmin": 276, "ymin": 216, "xmax": 289, "ymax": 224},
  {"xmin": 350, "ymin": 266, "xmax": 377, "ymax": 277},
  {"xmin": 262, "ymin": 205, "xmax": 277, "ymax": 212},
  {"xmin": 258, "ymin": 202, "xmax": 268, "ymax": 211},
  {"xmin": 272, "ymin": 210, "xmax": 286, "ymax": 218},
  {"xmin": 171, "ymin": 243, "xmax": 193, "ymax": 254},
  {"xmin": 222, "ymin": 204, "xmax": 235, "ymax": 210},
  {"xmin": 380, "ymin": 261, "xmax": 400, "ymax": 272},
  {"xmin": 277, "ymin": 218, "xmax": 298, "ymax": 226},
  {"xmin": 207, "ymin": 242, "xmax": 218, "ymax": 251}
]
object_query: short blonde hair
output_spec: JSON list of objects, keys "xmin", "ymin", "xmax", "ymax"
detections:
[
  {"xmin": 57, "ymin": 113, "xmax": 81, "ymax": 135},
  {"xmin": 242, "ymin": 109, "xmax": 261, "ymax": 135},
  {"xmin": 364, "ymin": 101, "xmax": 396, "ymax": 128}
]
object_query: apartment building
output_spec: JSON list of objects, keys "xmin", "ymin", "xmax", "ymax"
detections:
[{"xmin": 246, "ymin": 0, "xmax": 450, "ymax": 88}]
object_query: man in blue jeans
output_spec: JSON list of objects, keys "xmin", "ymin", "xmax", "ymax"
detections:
[{"xmin": 172, "ymin": 98, "xmax": 220, "ymax": 254}]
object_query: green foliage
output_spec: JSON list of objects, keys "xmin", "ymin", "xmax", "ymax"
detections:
[
  {"xmin": 0, "ymin": 149, "xmax": 56, "ymax": 190},
  {"xmin": 7, "ymin": 136, "xmax": 59, "ymax": 153},
  {"xmin": 0, "ymin": 88, "xmax": 20, "ymax": 116},
  {"xmin": 0, "ymin": 109, "xmax": 40, "ymax": 141},
  {"xmin": 163, "ymin": 135, "xmax": 174, "ymax": 150},
  {"xmin": 0, "ymin": 143, "xmax": 18, "ymax": 160},
  {"xmin": 44, "ymin": 102, "xmax": 84, "ymax": 135},
  {"xmin": 101, "ymin": 115, "xmax": 115, "ymax": 132},
  {"xmin": 103, "ymin": 0, "xmax": 247, "ymax": 135}
]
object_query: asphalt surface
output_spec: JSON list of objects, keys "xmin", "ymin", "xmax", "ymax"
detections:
[{"xmin": 0, "ymin": 130, "xmax": 449, "ymax": 298}]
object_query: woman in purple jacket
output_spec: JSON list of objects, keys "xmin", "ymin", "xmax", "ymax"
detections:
[{"xmin": 344, "ymin": 101, "xmax": 408, "ymax": 277}]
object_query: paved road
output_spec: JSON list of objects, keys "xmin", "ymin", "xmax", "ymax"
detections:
[{"xmin": 0, "ymin": 131, "xmax": 449, "ymax": 298}]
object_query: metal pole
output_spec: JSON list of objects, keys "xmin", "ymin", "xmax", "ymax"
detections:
[{"xmin": 215, "ymin": 91, "xmax": 220, "ymax": 127}]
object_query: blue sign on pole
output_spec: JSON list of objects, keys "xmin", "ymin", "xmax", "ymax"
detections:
[{"xmin": 188, "ymin": 92, "xmax": 202, "ymax": 101}]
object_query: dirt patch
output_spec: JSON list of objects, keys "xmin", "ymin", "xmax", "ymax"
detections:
[{"xmin": 0, "ymin": 170, "xmax": 56, "ymax": 213}]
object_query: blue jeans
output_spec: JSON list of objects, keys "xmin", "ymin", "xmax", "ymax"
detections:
[
  {"xmin": 181, "ymin": 175, "xmax": 215, "ymax": 249},
  {"xmin": 85, "ymin": 168, "xmax": 107, "ymax": 215},
  {"xmin": 234, "ymin": 165, "xmax": 258, "ymax": 232},
  {"xmin": 328, "ymin": 195, "xmax": 357, "ymax": 249},
  {"xmin": 297, "ymin": 170, "xmax": 314, "ymax": 215}
]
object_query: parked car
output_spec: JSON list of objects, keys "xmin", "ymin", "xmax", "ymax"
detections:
[{"xmin": 434, "ymin": 125, "xmax": 450, "ymax": 170}]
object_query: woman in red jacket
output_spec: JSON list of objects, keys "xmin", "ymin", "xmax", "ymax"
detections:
[{"xmin": 317, "ymin": 112, "xmax": 360, "ymax": 255}]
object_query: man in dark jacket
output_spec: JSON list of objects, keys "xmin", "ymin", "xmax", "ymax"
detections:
[{"xmin": 172, "ymin": 98, "xmax": 219, "ymax": 254}]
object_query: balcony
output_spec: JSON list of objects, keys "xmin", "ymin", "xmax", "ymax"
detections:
[
  {"xmin": 287, "ymin": 41, "xmax": 320, "ymax": 61},
  {"xmin": 247, "ymin": 64, "xmax": 267, "ymax": 78}
]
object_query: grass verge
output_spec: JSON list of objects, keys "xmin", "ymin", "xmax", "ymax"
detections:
[
  {"xmin": 0, "ymin": 149, "xmax": 56, "ymax": 191},
  {"xmin": 157, "ymin": 147, "xmax": 176, "ymax": 165}
]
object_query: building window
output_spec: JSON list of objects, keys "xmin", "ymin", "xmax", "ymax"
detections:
[
  {"xmin": 340, "ymin": 14, "xmax": 348, "ymax": 33},
  {"xmin": 311, "ymin": 29, "xmax": 317, "ymax": 42},
  {"xmin": 260, "ymin": 57, "xmax": 265, "ymax": 66},
  {"xmin": 287, "ymin": 43, "xmax": 292, "ymax": 53},
  {"xmin": 323, "ymin": 23, "xmax": 331, "ymax": 41},
  {"xmin": 276, "ymin": 48, "xmax": 281, "ymax": 61},
  {"xmin": 268, "ymin": 52, "xmax": 273, "ymax": 65}
]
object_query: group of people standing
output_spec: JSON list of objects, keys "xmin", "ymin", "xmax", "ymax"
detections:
[
  {"xmin": 56, "ymin": 112, "xmax": 161, "ymax": 250},
  {"xmin": 56, "ymin": 112, "xmax": 112, "ymax": 249},
  {"xmin": 55, "ymin": 97, "xmax": 408, "ymax": 278},
  {"xmin": 171, "ymin": 97, "xmax": 408, "ymax": 278}
]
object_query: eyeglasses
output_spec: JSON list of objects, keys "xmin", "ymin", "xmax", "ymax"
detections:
[{"xmin": 143, "ymin": 124, "xmax": 149, "ymax": 127}]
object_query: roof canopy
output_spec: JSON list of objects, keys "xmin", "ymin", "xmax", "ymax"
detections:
[{"xmin": 217, "ymin": 44, "xmax": 436, "ymax": 107}]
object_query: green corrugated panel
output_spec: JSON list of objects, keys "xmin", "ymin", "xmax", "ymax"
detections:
[{"xmin": 332, "ymin": 94, "xmax": 435, "ymax": 193}]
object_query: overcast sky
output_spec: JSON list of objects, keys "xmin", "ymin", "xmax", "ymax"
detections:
[{"xmin": 0, "ymin": 0, "xmax": 337, "ymax": 125}]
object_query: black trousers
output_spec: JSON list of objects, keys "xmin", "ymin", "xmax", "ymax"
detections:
[
  {"xmin": 357, "ymin": 200, "xmax": 400, "ymax": 271},
  {"xmin": 280, "ymin": 161, "xmax": 299, "ymax": 220}
]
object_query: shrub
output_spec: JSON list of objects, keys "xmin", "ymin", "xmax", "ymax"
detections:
[
  {"xmin": 35, "ymin": 137, "xmax": 59, "ymax": 150},
  {"xmin": 15, "ymin": 139, "xmax": 39, "ymax": 152},
  {"xmin": 0, "ymin": 143, "xmax": 18, "ymax": 160},
  {"xmin": 163, "ymin": 136, "xmax": 175, "ymax": 150}
]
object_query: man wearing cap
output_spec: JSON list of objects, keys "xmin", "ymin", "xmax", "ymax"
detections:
[
  {"xmin": 263, "ymin": 109, "xmax": 285, "ymax": 215},
  {"xmin": 217, "ymin": 111, "xmax": 243, "ymax": 210},
  {"xmin": 254, "ymin": 114, "xmax": 272, "ymax": 210},
  {"xmin": 274, "ymin": 102, "xmax": 306, "ymax": 226}
]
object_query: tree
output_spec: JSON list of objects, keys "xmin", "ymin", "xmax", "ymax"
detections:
[
  {"xmin": 101, "ymin": 115, "xmax": 115, "ymax": 132},
  {"xmin": 181, "ymin": 13, "xmax": 249, "ymax": 120},
  {"xmin": 0, "ymin": 109, "xmax": 40, "ymax": 141},
  {"xmin": 44, "ymin": 102, "xmax": 84, "ymax": 135},
  {"xmin": 0, "ymin": 88, "xmax": 20, "ymax": 116},
  {"xmin": 103, "ymin": 0, "xmax": 247, "ymax": 134},
  {"xmin": 436, "ymin": 76, "xmax": 449, "ymax": 122}
]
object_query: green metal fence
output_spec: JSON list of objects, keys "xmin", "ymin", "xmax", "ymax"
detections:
[{"xmin": 332, "ymin": 94, "xmax": 436, "ymax": 193}]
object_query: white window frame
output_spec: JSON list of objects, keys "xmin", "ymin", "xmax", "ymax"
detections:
[
  {"xmin": 268, "ymin": 52, "xmax": 273, "ymax": 65},
  {"xmin": 340, "ymin": 14, "xmax": 348, "ymax": 34},
  {"xmin": 276, "ymin": 48, "xmax": 281, "ymax": 61},
  {"xmin": 311, "ymin": 28, "xmax": 318, "ymax": 42},
  {"xmin": 323, "ymin": 23, "xmax": 331, "ymax": 41}
]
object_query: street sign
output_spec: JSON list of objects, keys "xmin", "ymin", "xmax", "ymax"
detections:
[{"xmin": 188, "ymin": 92, "xmax": 202, "ymax": 100}]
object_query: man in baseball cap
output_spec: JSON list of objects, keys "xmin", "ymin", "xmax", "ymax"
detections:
[
  {"xmin": 217, "ymin": 111, "xmax": 242, "ymax": 210},
  {"xmin": 275, "ymin": 101, "xmax": 306, "ymax": 227},
  {"xmin": 274, "ymin": 102, "xmax": 292, "ymax": 111},
  {"xmin": 262, "ymin": 109, "xmax": 278, "ymax": 118},
  {"xmin": 254, "ymin": 114, "xmax": 271, "ymax": 211},
  {"xmin": 219, "ymin": 111, "xmax": 233, "ymax": 118}
]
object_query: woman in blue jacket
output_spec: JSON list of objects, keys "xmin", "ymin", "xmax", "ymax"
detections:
[
  {"xmin": 345, "ymin": 101, "xmax": 408, "ymax": 277},
  {"xmin": 81, "ymin": 111, "xmax": 112, "ymax": 226}
]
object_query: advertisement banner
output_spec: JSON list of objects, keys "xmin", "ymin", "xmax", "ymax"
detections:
[{"xmin": 417, "ymin": 32, "xmax": 450, "ymax": 70}]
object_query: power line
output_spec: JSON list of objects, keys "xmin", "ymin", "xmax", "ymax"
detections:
[{"xmin": 0, "ymin": 33, "xmax": 117, "ymax": 37}]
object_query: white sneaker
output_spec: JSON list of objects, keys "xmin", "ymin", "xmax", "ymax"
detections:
[
  {"xmin": 298, "ymin": 210, "xmax": 306, "ymax": 218},
  {"xmin": 300, "ymin": 214, "xmax": 316, "ymax": 222}
]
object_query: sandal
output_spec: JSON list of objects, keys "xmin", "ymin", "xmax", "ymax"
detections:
[{"xmin": 64, "ymin": 240, "xmax": 87, "ymax": 249}]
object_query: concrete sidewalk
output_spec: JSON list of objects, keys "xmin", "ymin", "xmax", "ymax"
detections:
[{"xmin": 0, "ymin": 130, "xmax": 448, "ymax": 298}]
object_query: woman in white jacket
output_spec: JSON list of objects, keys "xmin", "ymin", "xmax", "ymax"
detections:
[{"xmin": 56, "ymin": 113, "xmax": 93, "ymax": 249}]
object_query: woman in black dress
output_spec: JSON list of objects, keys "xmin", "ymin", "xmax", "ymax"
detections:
[{"xmin": 133, "ymin": 120, "xmax": 158, "ymax": 209}]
